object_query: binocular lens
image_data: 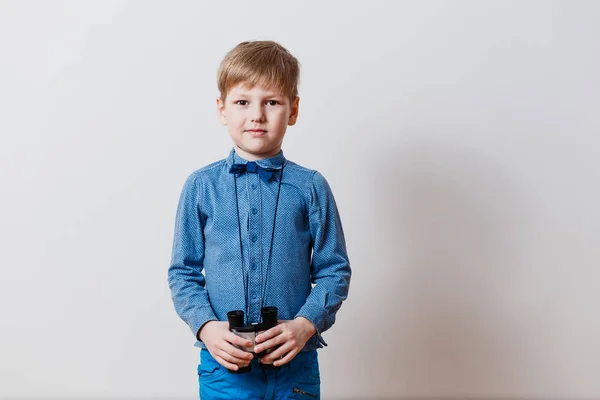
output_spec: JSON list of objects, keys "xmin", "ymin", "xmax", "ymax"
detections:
[
  {"xmin": 227, "ymin": 310, "xmax": 245, "ymax": 329},
  {"xmin": 260, "ymin": 307, "xmax": 277, "ymax": 325}
]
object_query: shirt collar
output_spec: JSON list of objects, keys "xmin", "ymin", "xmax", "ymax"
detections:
[{"xmin": 225, "ymin": 147, "xmax": 286, "ymax": 171}]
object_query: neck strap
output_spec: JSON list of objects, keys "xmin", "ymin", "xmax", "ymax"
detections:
[{"xmin": 232, "ymin": 153, "xmax": 284, "ymax": 322}]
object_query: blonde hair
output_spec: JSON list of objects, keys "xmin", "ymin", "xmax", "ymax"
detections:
[{"xmin": 217, "ymin": 40, "xmax": 300, "ymax": 103}]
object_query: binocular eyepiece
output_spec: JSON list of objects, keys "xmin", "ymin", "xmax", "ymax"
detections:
[{"xmin": 226, "ymin": 306, "xmax": 279, "ymax": 374}]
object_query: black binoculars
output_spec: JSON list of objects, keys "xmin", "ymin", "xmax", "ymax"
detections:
[{"xmin": 227, "ymin": 306, "xmax": 280, "ymax": 373}]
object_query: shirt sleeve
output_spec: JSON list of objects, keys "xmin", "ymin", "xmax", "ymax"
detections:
[
  {"xmin": 167, "ymin": 173, "xmax": 217, "ymax": 341},
  {"xmin": 295, "ymin": 171, "xmax": 351, "ymax": 345}
]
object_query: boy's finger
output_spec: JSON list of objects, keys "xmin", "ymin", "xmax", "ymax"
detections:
[
  {"xmin": 214, "ymin": 355, "xmax": 239, "ymax": 371},
  {"xmin": 262, "ymin": 342, "xmax": 293, "ymax": 363},
  {"xmin": 222, "ymin": 341, "xmax": 254, "ymax": 361},
  {"xmin": 218, "ymin": 349, "xmax": 251, "ymax": 366},
  {"xmin": 227, "ymin": 332, "xmax": 254, "ymax": 348},
  {"xmin": 255, "ymin": 325, "xmax": 283, "ymax": 343},
  {"xmin": 273, "ymin": 350, "xmax": 297, "ymax": 367},
  {"xmin": 254, "ymin": 334, "xmax": 284, "ymax": 354}
]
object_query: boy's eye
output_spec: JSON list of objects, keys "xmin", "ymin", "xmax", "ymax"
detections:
[{"xmin": 234, "ymin": 100, "xmax": 280, "ymax": 106}]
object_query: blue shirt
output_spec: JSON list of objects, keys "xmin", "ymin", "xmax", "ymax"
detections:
[{"xmin": 168, "ymin": 148, "xmax": 351, "ymax": 351}]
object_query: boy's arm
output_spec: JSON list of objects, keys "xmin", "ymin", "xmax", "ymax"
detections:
[
  {"xmin": 167, "ymin": 173, "xmax": 217, "ymax": 341},
  {"xmin": 295, "ymin": 171, "xmax": 352, "ymax": 345}
]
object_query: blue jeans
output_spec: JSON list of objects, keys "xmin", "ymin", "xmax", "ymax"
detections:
[{"xmin": 198, "ymin": 349, "xmax": 321, "ymax": 399}]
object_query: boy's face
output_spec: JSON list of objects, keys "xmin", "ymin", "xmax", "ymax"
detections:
[{"xmin": 217, "ymin": 82, "xmax": 299, "ymax": 161}]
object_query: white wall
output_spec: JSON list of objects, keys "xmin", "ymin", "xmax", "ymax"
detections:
[{"xmin": 1, "ymin": 0, "xmax": 599, "ymax": 399}]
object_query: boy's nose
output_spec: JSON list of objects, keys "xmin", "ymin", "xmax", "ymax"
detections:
[{"xmin": 250, "ymin": 106, "xmax": 265, "ymax": 122}]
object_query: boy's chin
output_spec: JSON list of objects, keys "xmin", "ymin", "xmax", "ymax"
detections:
[{"xmin": 235, "ymin": 143, "xmax": 281, "ymax": 159}]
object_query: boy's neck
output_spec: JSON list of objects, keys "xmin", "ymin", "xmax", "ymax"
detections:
[{"xmin": 233, "ymin": 145, "xmax": 281, "ymax": 162}]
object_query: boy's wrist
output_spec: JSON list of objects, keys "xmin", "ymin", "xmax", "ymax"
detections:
[
  {"xmin": 197, "ymin": 319, "xmax": 217, "ymax": 341},
  {"xmin": 294, "ymin": 316, "xmax": 317, "ymax": 337}
]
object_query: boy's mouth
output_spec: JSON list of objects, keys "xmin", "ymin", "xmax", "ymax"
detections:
[{"xmin": 246, "ymin": 129, "xmax": 267, "ymax": 137}]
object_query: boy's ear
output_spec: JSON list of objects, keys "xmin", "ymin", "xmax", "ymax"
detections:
[
  {"xmin": 216, "ymin": 98, "xmax": 227, "ymax": 125},
  {"xmin": 288, "ymin": 96, "xmax": 300, "ymax": 126}
]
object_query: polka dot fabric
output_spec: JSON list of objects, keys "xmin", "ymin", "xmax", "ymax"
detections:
[{"xmin": 168, "ymin": 148, "xmax": 351, "ymax": 351}]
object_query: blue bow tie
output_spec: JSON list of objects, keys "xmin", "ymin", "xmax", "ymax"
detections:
[{"xmin": 229, "ymin": 162, "xmax": 278, "ymax": 182}]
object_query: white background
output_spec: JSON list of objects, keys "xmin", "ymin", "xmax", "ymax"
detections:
[{"xmin": 1, "ymin": 1, "xmax": 599, "ymax": 399}]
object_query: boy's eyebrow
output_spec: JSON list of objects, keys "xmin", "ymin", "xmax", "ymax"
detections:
[
  {"xmin": 234, "ymin": 91, "xmax": 284, "ymax": 98},
  {"xmin": 263, "ymin": 92, "xmax": 284, "ymax": 97}
]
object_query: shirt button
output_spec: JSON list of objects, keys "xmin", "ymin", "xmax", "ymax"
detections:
[
  {"xmin": 251, "ymin": 292, "xmax": 258, "ymax": 299},
  {"xmin": 251, "ymin": 234, "xmax": 257, "ymax": 242},
  {"xmin": 251, "ymin": 263, "xmax": 258, "ymax": 270},
  {"xmin": 251, "ymin": 183, "xmax": 257, "ymax": 189},
  {"xmin": 252, "ymin": 207, "xmax": 258, "ymax": 215}
]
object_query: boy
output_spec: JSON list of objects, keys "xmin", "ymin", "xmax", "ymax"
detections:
[{"xmin": 168, "ymin": 40, "xmax": 351, "ymax": 399}]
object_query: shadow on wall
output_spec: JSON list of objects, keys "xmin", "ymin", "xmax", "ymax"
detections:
[{"xmin": 357, "ymin": 139, "xmax": 534, "ymax": 398}]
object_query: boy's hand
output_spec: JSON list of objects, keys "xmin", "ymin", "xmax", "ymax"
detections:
[
  {"xmin": 198, "ymin": 321, "xmax": 254, "ymax": 371},
  {"xmin": 254, "ymin": 317, "xmax": 317, "ymax": 367}
]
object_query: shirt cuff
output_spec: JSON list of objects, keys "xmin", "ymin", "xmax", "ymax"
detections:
[
  {"xmin": 190, "ymin": 311, "xmax": 218, "ymax": 342},
  {"xmin": 295, "ymin": 308, "xmax": 329, "ymax": 347}
]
